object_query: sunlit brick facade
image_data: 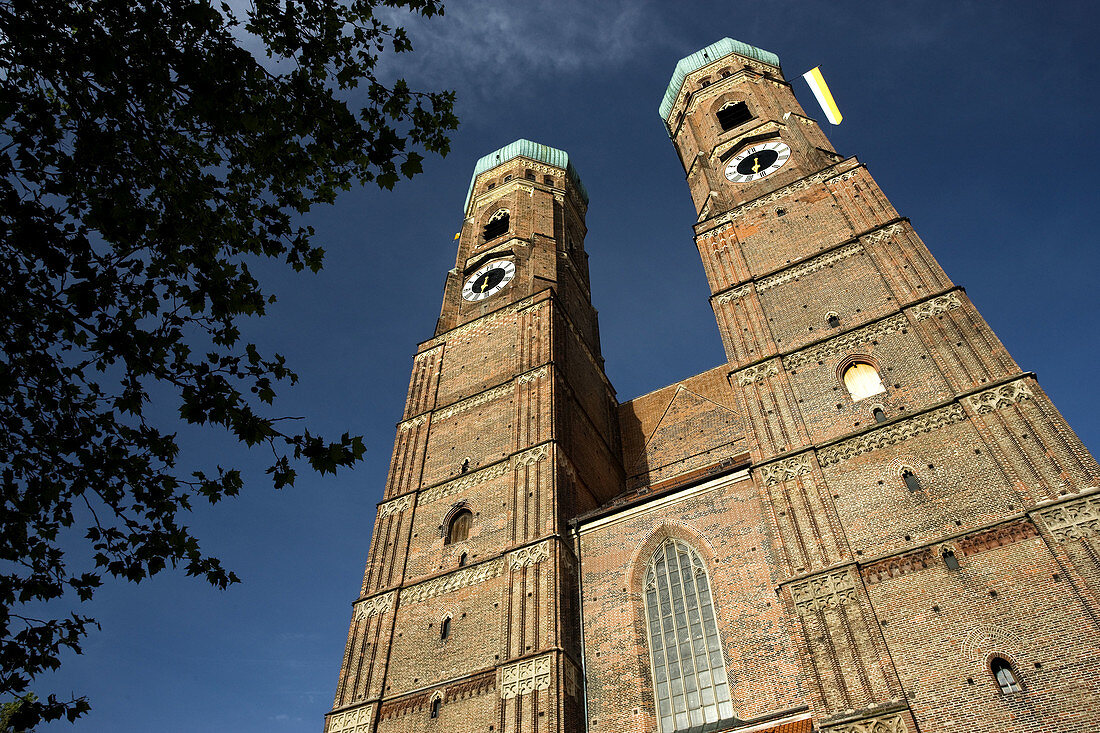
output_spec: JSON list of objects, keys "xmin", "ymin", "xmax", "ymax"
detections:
[{"xmin": 325, "ymin": 39, "xmax": 1100, "ymax": 733}]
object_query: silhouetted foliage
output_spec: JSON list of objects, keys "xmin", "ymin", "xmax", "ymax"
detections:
[{"xmin": 0, "ymin": 0, "xmax": 457, "ymax": 725}]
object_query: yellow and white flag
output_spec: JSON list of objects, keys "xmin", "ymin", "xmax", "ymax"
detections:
[{"xmin": 802, "ymin": 66, "xmax": 843, "ymax": 125}]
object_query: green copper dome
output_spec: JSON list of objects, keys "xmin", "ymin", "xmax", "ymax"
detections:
[
  {"xmin": 464, "ymin": 138, "xmax": 588, "ymax": 213},
  {"xmin": 659, "ymin": 38, "xmax": 781, "ymax": 130}
]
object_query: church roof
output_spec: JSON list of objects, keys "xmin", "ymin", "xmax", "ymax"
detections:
[
  {"xmin": 464, "ymin": 138, "xmax": 588, "ymax": 213},
  {"xmin": 659, "ymin": 38, "xmax": 781, "ymax": 129}
]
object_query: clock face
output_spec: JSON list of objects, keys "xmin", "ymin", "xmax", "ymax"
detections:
[
  {"xmin": 725, "ymin": 141, "xmax": 791, "ymax": 183},
  {"xmin": 462, "ymin": 259, "xmax": 516, "ymax": 301}
]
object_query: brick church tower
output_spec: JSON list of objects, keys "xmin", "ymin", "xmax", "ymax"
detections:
[{"xmin": 325, "ymin": 39, "xmax": 1100, "ymax": 733}]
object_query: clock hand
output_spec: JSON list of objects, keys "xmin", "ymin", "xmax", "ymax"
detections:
[
  {"xmin": 480, "ymin": 276, "xmax": 489, "ymax": 292},
  {"xmin": 752, "ymin": 157, "xmax": 761, "ymax": 173}
]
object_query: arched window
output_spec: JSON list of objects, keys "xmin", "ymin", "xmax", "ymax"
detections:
[
  {"xmin": 842, "ymin": 361, "xmax": 886, "ymax": 401},
  {"xmin": 716, "ymin": 101, "xmax": 752, "ymax": 131},
  {"xmin": 827, "ymin": 313, "xmax": 841, "ymax": 329},
  {"xmin": 483, "ymin": 210, "xmax": 509, "ymax": 241},
  {"xmin": 991, "ymin": 657, "xmax": 1022, "ymax": 694},
  {"xmin": 902, "ymin": 470, "xmax": 921, "ymax": 492},
  {"xmin": 445, "ymin": 509, "xmax": 472, "ymax": 545},
  {"xmin": 429, "ymin": 697, "xmax": 442, "ymax": 718},
  {"xmin": 942, "ymin": 549, "xmax": 960, "ymax": 571},
  {"xmin": 872, "ymin": 407, "xmax": 887, "ymax": 423},
  {"xmin": 644, "ymin": 539, "xmax": 734, "ymax": 733},
  {"xmin": 458, "ymin": 552, "xmax": 468, "ymax": 567},
  {"xmin": 440, "ymin": 616, "xmax": 451, "ymax": 640}
]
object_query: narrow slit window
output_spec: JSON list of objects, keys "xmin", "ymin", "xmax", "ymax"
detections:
[
  {"xmin": 440, "ymin": 617, "xmax": 451, "ymax": 640},
  {"xmin": 430, "ymin": 697, "xmax": 441, "ymax": 718},
  {"xmin": 643, "ymin": 539, "xmax": 735, "ymax": 732},
  {"xmin": 483, "ymin": 210, "xmax": 509, "ymax": 241},
  {"xmin": 446, "ymin": 509, "xmax": 472, "ymax": 545},
  {"xmin": 461, "ymin": 458, "xmax": 470, "ymax": 474},
  {"xmin": 842, "ymin": 362, "xmax": 885, "ymax": 401},
  {"xmin": 716, "ymin": 101, "xmax": 752, "ymax": 131},
  {"xmin": 459, "ymin": 552, "xmax": 468, "ymax": 567},
  {"xmin": 991, "ymin": 658, "xmax": 1022, "ymax": 694},
  {"xmin": 902, "ymin": 470, "xmax": 921, "ymax": 492}
]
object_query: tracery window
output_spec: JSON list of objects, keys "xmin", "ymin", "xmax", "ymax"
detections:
[
  {"xmin": 644, "ymin": 539, "xmax": 734, "ymax": 733},
  {"xmin": 842, "ymin": 361, "xmax": 885, "ymax": 401}
]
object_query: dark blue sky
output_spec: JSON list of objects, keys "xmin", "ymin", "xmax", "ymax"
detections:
[{"xmin": 39, "ymin": 2, "xmax": 1100, "ymax": 731}]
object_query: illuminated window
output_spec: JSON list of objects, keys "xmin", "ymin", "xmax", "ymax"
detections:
[
  {"xmin": 644, "ymin": 539, "xmax": 734, "ymax": 732},
  {"xmin": 446, "ymin": 509, "xmax": 472, "ymax": 545},
  {"xmin": 991, "ymin": 657, "xmax": 1022, "ymax": 694},
  {"xmin": 843, "ymin": 362, "xmax": 885, "ymax": 401},
  {"xmin": 483, "ymin": 210, "xmax": 509, "ymax": 241}
]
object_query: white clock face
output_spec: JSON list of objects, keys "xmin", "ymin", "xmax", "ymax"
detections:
[
  {"xmin": 461, "ymin": 259, "xmax": 516, "ymax": 301},
  {"xmin": 724, "ymin": 141, "xmax": 791, "ymax": 183}
]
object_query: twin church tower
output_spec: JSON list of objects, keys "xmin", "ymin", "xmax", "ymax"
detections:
[{"xmin": 324, "ymin": 39, "xmax": 1100, "ymax": 733}]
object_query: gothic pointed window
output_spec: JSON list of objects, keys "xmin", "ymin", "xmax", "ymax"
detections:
[
  {"xmin": 445, "ymin": 509, "xmax": 472, "ymax": 545},
  {"xmin": 644, "ymin": 539, "xmax": 734, "ymax": 733},
  {"xmin": 842, "ymin": 361, "xmax": 885, "ymax": 401},
  {"xmin": 483, "ymin": 210, "xmax": 509, "ymax": 242},
  {"xmin": 440, "ymin": 616, "xmax": 451, "ymax": 640},
  {"xmin": 991, "ymin": 657, "xmax": 1022, "ymax": 694},
  {"xmin": 429, "ymin": 697, "xmax": 442, "ymax": 718}
]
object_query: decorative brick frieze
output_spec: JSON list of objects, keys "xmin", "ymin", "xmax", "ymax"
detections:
[
  {"xmin": 862, "ymin": 221, "xmax": 907, "ymax": 245},
  {"xmin": 964, "ymin": 379, "xmax": 1033, "ymax": 414},
  {"xmin": 790, "ymin": 568, "xmax": 859, "ymax": 616},
  {"xmin": 818, "ymin": 404, "xmax": 967, "ymax": 465},
  {"xmin": 325, "ymin": 702, "xmax": 374, "ymax": 733},
  {"xmin": 783, "ymin": 313, "xmax": 907, "ymax": 370},
  {"xmin": 1037, "ymin": 495, "xmax": 1100, "ymax": 541},
  {"xmin": 354, "ymin": 591, "xmax": 395, "ymax": 620},
  {"xmin": 401, "ymin": 558, "xmax": 506, "ymax": 604},
  {"xmin": 862, "ymin": 548, "xmax": 935, "ymax": 585},
  {"xmin": 956, "ymin": 520, "xmax": 1038, "ymax": 557},
  {"xmin": 909, "ymin": 291, "xmax": 962, "ymax": 320},
  {"xmin": 736, "ymin": 360, "xmax": 779, "ymax": 386},
  {"xmin": 500, "ymin": 653, "xmax": 553, "ymax": 699},
  {"xmin": 397, "ymin": 412, "xmax": 428, "ymax": 432},
  {"xmin": 445, "ymin": 670, "xmax": 497, "ymax": 702},
  {"xmin": 756, "ymin": 242, "xmax": 864, "ymax": 292},
  {"xmin": 713, "ymin": 283, "xmax": 753, "ymax": 304},
  {"xmin": 420, "ymin": 461, "xmax": 510, "ymax": 505},
  {"xmin": 379, "ymin": 692, "xmax": 429, "ymax": 721},
  {"xmin": 513, "ymin": 443, "xmax": 550, "ymax": 466},
  {"xmin": 824, "ymin": 714, "xmax": 905, "ymax": 733},
  {"xmin": 377, "ymin": 494, "xmax": 412, "ymax": 519},
  {"xmin": 434, "ymin": 382, "xmax": 513, "ymax": 421},
  {"xmin": 508, "ymin": 540, "xmax": 551, "ymax": 570},
  {"xmin": 758, "ymin": 453, "xmax": 814, "ymax": 486},
  {"xmin": 516, "ymin": 364, "xmax": 549, "ymax": 384}
]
